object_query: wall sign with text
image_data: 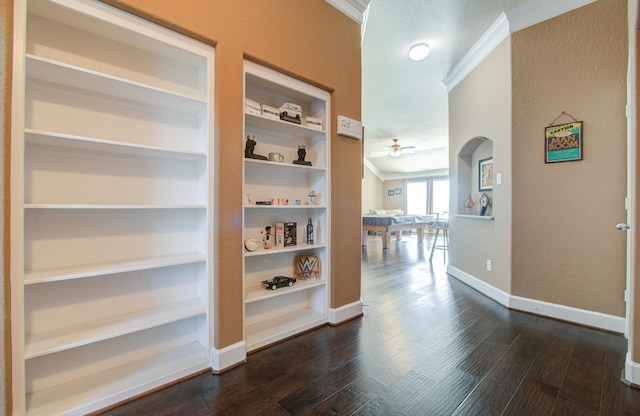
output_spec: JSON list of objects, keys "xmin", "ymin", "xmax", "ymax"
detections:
[
  {"xmin": 545, "ymin": 121, "xmax": 583, "ymax": 163},
  {"xmin": 337, "ymin": 116, "xmax": 362, "ymax": 140}
]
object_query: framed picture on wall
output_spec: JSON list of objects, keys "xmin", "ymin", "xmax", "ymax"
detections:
[
  {"xmin": 544, "ymin": 121, "xmax": 583, "ymax": 163},
  {"xmin": 388, "ymin": 190, "xmax": 394, "ymax": 196},
  {"xmin": 479, "ymin": 157, "xmax": 493, "ymax": 191},
  {"xmin": 394, "ymin": 188, "xmax": 402, "ymax": 195}
]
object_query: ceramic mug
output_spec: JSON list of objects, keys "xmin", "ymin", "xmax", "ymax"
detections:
[{"xmin": 268, "ymin": 152, "xmax": 284, "ymax": 163}]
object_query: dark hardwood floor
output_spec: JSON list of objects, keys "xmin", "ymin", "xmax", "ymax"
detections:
[{"xmin": 100, "ymin": 233, "xmax": 640, "ymax": 415}]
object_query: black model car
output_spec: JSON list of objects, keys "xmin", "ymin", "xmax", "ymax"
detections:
[{"xmin": 262, "ymin": 276, "xmax": 297, "ymax": 290}]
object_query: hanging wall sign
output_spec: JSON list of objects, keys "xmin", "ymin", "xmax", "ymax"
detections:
[
  {"xmin": 545, "ymin": 121, "xmax": 583, "ymax": 163},
  {"xmin": 337, "ymin": 116, "xmax": 362, "ymax": 140}
]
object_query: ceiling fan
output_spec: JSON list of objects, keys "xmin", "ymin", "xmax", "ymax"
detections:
[{"xmin": 387, "ymin": 139, "xmax": 416, "ymax": 157}]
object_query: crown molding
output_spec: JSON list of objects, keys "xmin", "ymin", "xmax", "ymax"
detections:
[
  {"xmin": 325, "ymin": 0, "xmax": 370, "ymax": 24},
  {"xmin": 364, "ymin": 159, "xmax": 449, "ymax": 181},
  {"xmin": 363, "ymin": 158, "xmax": 383, "ymax": 180},
  {"xmin": 381, "ymin": 168, "xmax": 449, "ymax": 181},
  {"xmin": 442, "ymin": 12, "xmax": 510, "ymax": 92},
  {"xmin": 443, "ymin": 0, "xmax": 598, "ymax": 92}
]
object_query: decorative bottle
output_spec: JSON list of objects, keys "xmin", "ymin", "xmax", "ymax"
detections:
[
  {"xmin": 308, "ymin": 189, "xmax": 316, "ymax": 206},
  {"xmin": 464, "ymin": 194, "xmax": 475, "ymax": 214},
  {"xmin": 307, "ymin": 217, "xmax": 314, "ymax": 244}
]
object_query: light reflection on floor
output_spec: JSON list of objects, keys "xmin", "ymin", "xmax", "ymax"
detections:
[{"xmin": 360, "ymin": 231, "xmax": 464, "ymax": 369}]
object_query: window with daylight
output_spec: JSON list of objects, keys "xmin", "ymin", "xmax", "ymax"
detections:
[
  {"xmin": 432, "ymin": 178, "xmax": 450, "ymax": 214},
  {"xmin": 406, "ymin": 180, "xmax": 427, "ymax": 215},
  {"xmin": 406, "ymin": 178, "xmax": 449, "ymax": 215}
]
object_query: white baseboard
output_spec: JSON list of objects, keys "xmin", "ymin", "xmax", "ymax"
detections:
[
  {"xmin": 447, "ymin": 265, "xmax": 511, "ymax": 307},
  {"xmin": 625, "ymin": 353, "xmax": 640, "ymax": 386},
  {"xmin": 210, "ymin": 300, "xmax": 364, "ymax": 372},
  {"xmin": 510, "ymin": 294, "xmax": 626, "ymax": 333},
  {"xmin": 446, "ymin": 265, "xmax": 625, "ymax": 333},
  {"xmin": 328, "ymin": 299, "xmax": 364, "ymax": 325},
  {"xmin": 210, "ymin": 341, "xmax": 246, "ymax": 373}
]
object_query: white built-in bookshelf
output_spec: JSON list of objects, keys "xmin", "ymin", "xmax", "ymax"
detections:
[
  {"xmin": 243, "ymin": 61, "xmax": 331, "ymax": 352},
  {"xmin": 10, "ymin": 0, "xmax": 215, "ymax": 414}
]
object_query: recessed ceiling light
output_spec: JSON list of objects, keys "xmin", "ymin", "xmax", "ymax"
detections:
[{"xmin": 409, "ymin": 42, "xmax": 430, "ymax": 61}]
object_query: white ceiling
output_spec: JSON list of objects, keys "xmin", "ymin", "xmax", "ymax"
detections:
[{"xmin": 360, "ymin": 0, "xmax": 545, "ymax": 178}]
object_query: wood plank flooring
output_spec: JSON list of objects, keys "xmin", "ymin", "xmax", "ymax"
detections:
[{"xmin": 99, "ymin": 233, "xmax": 640, "ymax": 415}]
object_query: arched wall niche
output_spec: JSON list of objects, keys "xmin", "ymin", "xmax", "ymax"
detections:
[{"xmin": 457, "ymin": 136, "xmax": 493, "ymax": 216}]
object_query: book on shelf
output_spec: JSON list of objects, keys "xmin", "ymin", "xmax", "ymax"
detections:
[{"xmin": 245, "ymin": 98, "xmax": 261, "ymax": 115}]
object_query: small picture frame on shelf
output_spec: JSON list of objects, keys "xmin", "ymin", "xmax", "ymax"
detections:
[
  {"xmin": 479, "ymin": 157, "xmax": 493, "ymax": 191},
  {"xmin": 284, "ymin": 222, "xmax": 297, "ymax": 247}
]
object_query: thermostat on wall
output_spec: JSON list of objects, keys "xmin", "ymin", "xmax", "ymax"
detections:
[{"xmin": 337, "ymin": 116, "xmax": 362, "ymax": 140}]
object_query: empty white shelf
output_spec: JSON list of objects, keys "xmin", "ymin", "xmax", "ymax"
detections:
[
  {"xmin": 25, "ymin": 298, "xmax": 207, "ymax": 359},
  {"xmin": 24, "ymin": 252, "xmax": 207, "ymax": 285},
  {"xmin": 245, "ymin": 308, "xmax": 327, "ymax": 352},
  {"xmin": 26, "ymin": 342, "xmax": 209, "ymax": 416},
  {"xmin": 26, "ymin": 54, "xmax": 206, "ymax": 113},
  {"xmin": 25, "ymin": 129, "xmax": 206, "ymax": 160}
]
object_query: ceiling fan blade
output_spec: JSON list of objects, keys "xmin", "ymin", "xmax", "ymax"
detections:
[{"xmin": 378, "ymin": 139, "xmax": 418, "ymax": 157}]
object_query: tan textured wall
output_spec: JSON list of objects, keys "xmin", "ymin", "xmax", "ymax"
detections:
[
  {"xmin": 449, "ymin": 39, "xmax": 513, "ymax": 292},
  {"xmin": 383, "ymin": 179, "xmax": 404, "ymax": 210},
  {"xmin": 1, "ymin": 0, "xmax": 10, "ymax": 412},
  {"xmin": 511, "ymin": 0, "xmax": 628, "ymax": 316},
  {"xmin": 362, "ymin": 164, "xmax": 383, "ymax": 214}
]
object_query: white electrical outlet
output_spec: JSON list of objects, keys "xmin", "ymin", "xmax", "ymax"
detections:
[
  {"xmin": 496, "ymin": 173, "xmax": 502, "ymax": 185},
  {"xmin": 486, "ymin": 259, "xmax": 492, "ymax": 272}
]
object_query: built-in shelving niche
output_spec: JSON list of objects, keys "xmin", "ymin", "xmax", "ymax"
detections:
[
  {"xmin": 11, "ymin": 0, "xmax": 215, "ymax": 414},
  {"xmin": 457, "ymin": 137, "xmax": 494, "ymax": 218}
]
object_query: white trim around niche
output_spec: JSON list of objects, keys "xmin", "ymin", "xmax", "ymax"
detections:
[
  {"xmin": 210, "ymin": 341, "xmax": 247, "ymax": 373},
  {"xmin": 625, "ymin": 353, "xmax": 640, "ymax": 386},
  {"xmin": 329, "ymin": 299, "xmax": 364, "ymax": 325},
  {"xmin": 447, "ymin": 265, "xmax": 626, "ymax": 334}
]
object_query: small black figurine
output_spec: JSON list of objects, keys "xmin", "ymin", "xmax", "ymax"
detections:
[
  {"xmin": 245, "ymin": 135, "xmax": 268, "ymax": 160},
  {"xmin": 293, "ymin": 144, "xmax": 312, "ymax": 166}
]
